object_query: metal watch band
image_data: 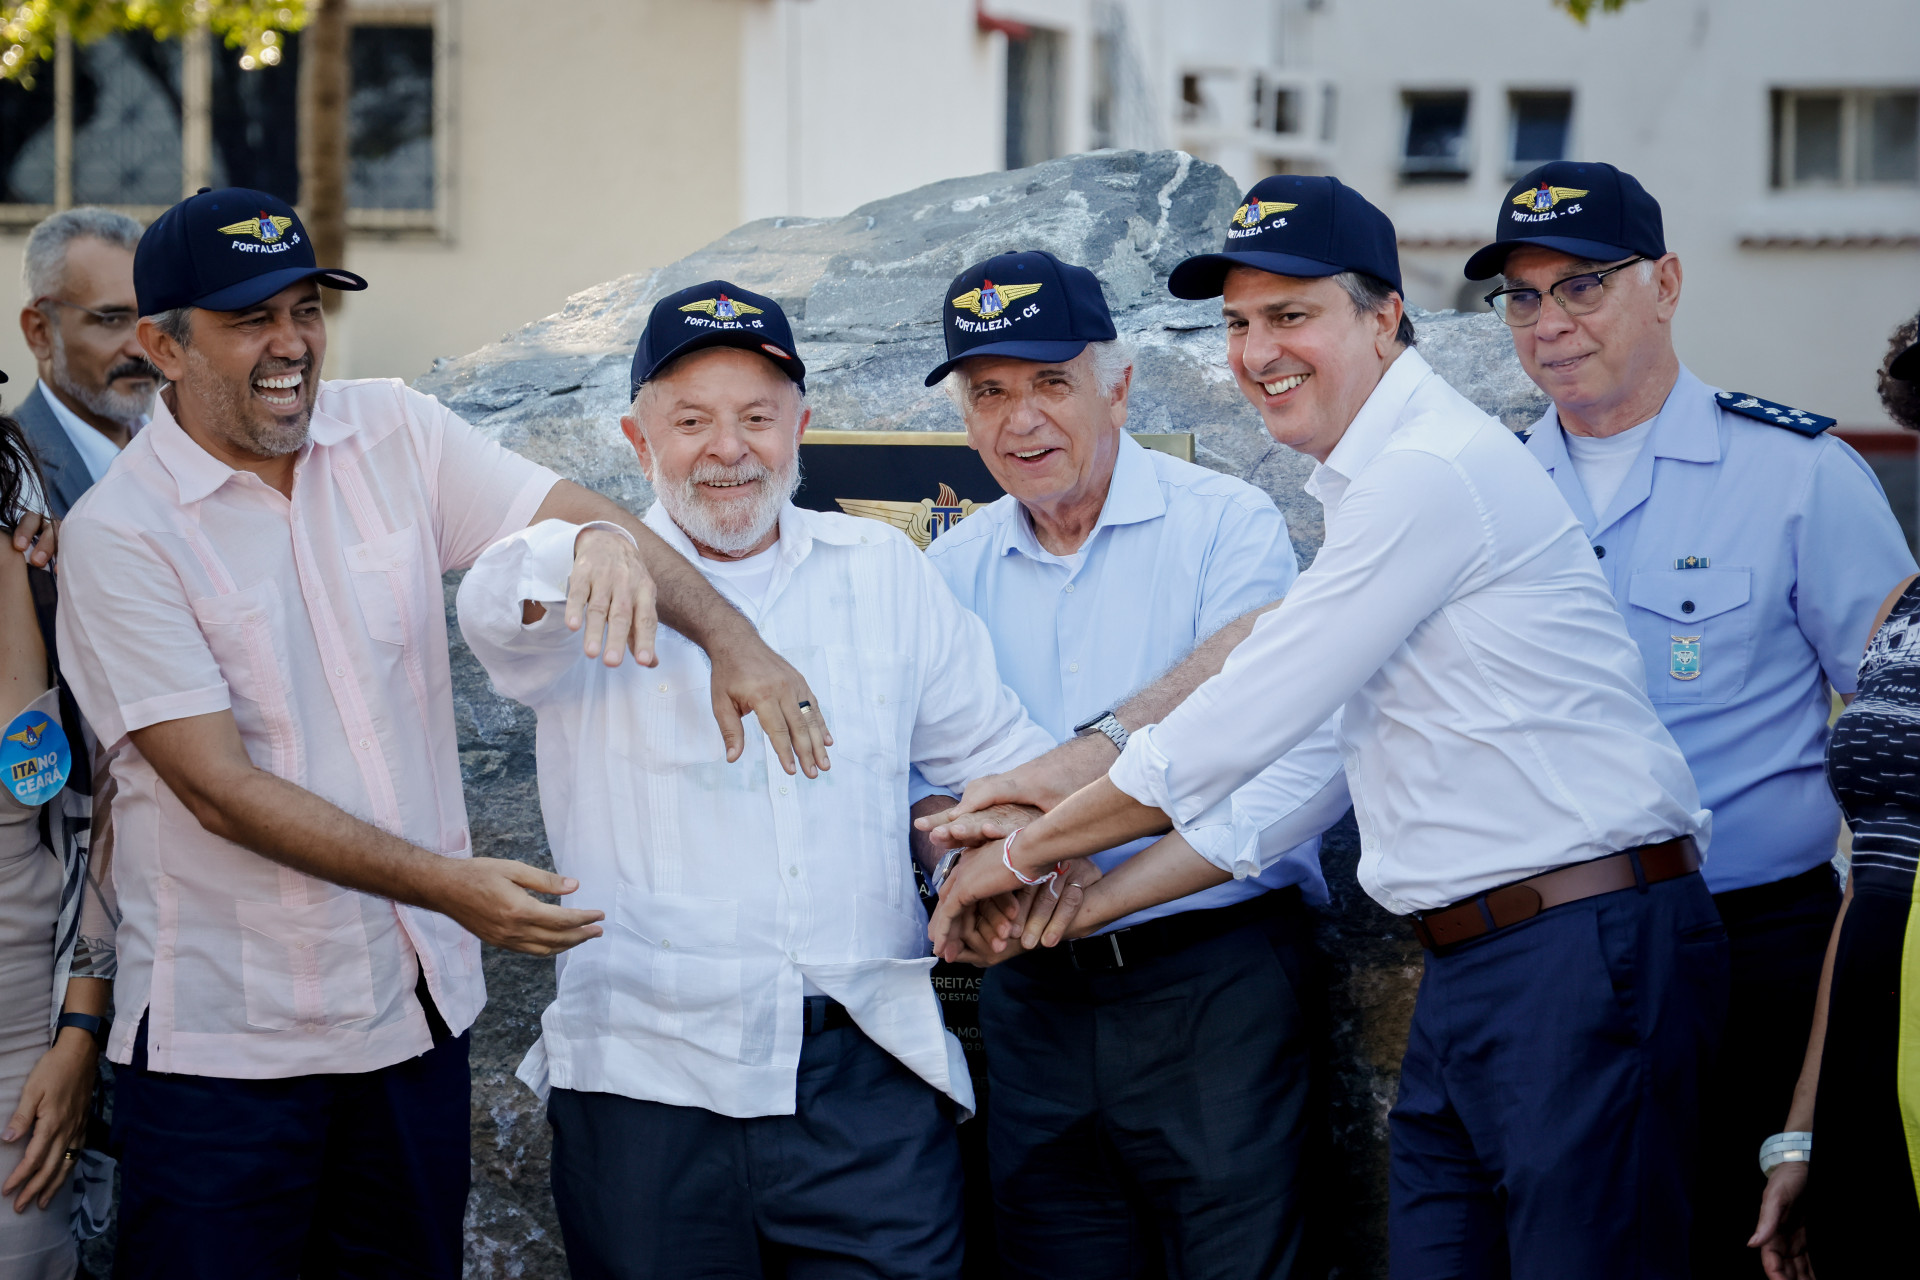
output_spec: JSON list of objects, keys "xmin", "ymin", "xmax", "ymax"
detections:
[
  {"xmin": 929, "ymin": 848, "xmax": 963, "ymax": 894},
  {"xmin": 1073, "ymin": 710, "xmax": 1130, "ymax": 755}
]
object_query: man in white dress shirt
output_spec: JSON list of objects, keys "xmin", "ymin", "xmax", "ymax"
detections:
[
  {"xmin": 458, "ymin": 281, "xmax": 1055, "ymax": 1280},
  {"xmin": 911, "ymin": 249, "xmax": 1347, "ymax": 1279},
  {"xmin": 924, "ymin": 177, "xmax": 1729, "ymax": 1280}
]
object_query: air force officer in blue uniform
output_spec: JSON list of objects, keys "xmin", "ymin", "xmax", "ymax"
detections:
[{"xmin": 1465, "ymin": 161, "xmax": 1919, "ymax": 1277}]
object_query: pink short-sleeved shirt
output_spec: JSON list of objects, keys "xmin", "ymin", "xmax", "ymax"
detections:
[{"xmin": 55, "ymin": 378, "xmax": 558, "ymax": 1078}]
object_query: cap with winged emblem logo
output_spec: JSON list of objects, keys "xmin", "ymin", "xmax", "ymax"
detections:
[
  {"xmin": 1168, "ymin": 174, "xmax": 1401, "ymax": 300},
  {"xmin": 1466, "ymin": 161, "xmax": 1666, "ymax": 280},
  {"xmin": 925, "ymin": 250, "xmax": 1116, "ymax": 386},
  {"xmin": 632, "ymin": 280, "xmax": 805, "ymax": 397},
  {"xmin": 135, "ymin": 186, "xmax": 367, "ymax": 315}
]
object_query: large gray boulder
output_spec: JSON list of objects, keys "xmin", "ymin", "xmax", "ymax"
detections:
[{"xmin": 418, "ymin": 150, "xmax": 1549, "ymax": 1279}]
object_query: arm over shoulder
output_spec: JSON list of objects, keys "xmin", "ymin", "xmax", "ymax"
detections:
[{"xmin": 404, "ymin": 388, "xmax": 562, "ymax": 573}]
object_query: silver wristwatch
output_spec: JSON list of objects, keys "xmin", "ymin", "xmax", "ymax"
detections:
[
  {"xmin": 929, "ymin": 848, "xmax": 964, "ymax": 894},
  {"xmin": 1073, "ymin": 709, "xmax": 1130, "ymax": 755}
]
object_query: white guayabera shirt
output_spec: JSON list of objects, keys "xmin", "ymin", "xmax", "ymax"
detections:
[
  {"xmin": 1111, "ymin": 350, "xmax": 1709, "ymax": 916},
  {"xmin": 457, "ymin": 504, "xmax": 1055, "ymax": 1119}
]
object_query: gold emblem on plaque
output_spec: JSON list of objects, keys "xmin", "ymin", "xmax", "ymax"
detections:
[{"xmin": 836, "ymin": 482, "xmax": 984, "ymax": 550}]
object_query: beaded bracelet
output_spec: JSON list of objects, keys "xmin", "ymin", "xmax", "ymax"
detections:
[{"xmin": 1758, "ymin": 1131, "xmax": 1812, "ymax": 1176}]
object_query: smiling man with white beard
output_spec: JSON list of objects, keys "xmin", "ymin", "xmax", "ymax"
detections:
[{"xmin": 456, "ymin": 281, "xmax": 1057, "ymax": 1280}]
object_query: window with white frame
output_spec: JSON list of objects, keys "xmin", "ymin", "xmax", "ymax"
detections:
[
  {"xmin": 1772, "ymin": 89, "xmax": 1919, "ymax": 188},
  {"xmin": 1401, "ymin": 91, "xmax": 1470, "ymax": 181},
  {"xmin": 0, "ymin": 7, "xmax": 445, "ymax": 229}
]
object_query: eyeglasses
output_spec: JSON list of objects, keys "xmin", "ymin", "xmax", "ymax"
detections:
[
  {"xmin": 1483, "ymin": 257, "xmax": 1646, "ymax": 329},
  {"xmin": 34, "ymin": 297, "xmax": 138, "ymax": 334}
]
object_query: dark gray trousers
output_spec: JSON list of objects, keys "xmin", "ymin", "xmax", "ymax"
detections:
[{"xmin": 980, "ymin": 895, "xmax": 1317, "ymax": 1280}]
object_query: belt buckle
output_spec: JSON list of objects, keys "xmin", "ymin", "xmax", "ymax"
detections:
[{"xmin": 1069, "ymin": 932, "xmax": 1126, "ymax": 972}]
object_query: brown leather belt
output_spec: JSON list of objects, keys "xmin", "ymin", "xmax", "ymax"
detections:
[{"xmin": 1411, "ymin": 837, "xmax": 1700, "ymax": 953}]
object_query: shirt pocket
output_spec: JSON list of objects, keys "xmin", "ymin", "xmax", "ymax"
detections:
[
  {"xmin": 344, "ymin": 526, "xmax": 421, "ymax": 647},
  {"xmin": 190, "ymin": 581, "xmax": 299, "ymax": 773},
  {"xmin": 234, "ymin": 893, "xmax": 379, "ymax": 1031},
  {"xmin": 1625, "ymin": 568, "xmax": 1755, "ymax": 705},
  {"xmin": 610, "ymin": 887, "xmax": 745, "ymax": 1063}
]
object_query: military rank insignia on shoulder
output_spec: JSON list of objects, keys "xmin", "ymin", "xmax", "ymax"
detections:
[{"xmin": 1714, "ymin": 391, "xmax": 1835, "ymax": 437}]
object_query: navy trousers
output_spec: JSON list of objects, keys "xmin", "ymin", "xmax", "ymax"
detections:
[
  {"xmin": 548, "ymin": 1019, "xmax": 965, "ymax": 1280},
  {"xmin": 111, "ymin": 1015, "xmax": 472, "ymax": 1280},
  {"xmin": 979, "ymin": 896, "xmax": 1317, "ymax": 1280},
  {"xmin": 1388, "ymin": 873, "xmax": 1729, "ymax": 1280}
]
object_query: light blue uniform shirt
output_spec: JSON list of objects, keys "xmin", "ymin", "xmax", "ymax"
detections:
[
  {"xmin": 921, "ymin": 433, "xmax": 1333, "ymax": 931},
  {"xmin": 1526, "ymin": 364, "xmax": 1918, "ymax": 893}
]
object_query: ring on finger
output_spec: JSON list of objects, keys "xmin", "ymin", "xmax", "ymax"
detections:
[
  {"xmin": 60, "ymin": 1150, "xmax": 78, "ymax": 1163},
  {"xmin": 797, "ymin": 700, "xmax": 816, "ymax": 716}
]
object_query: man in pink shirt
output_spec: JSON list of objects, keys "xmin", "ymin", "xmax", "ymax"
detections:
[{"xmin": 53, "ymin": 187, "xmax": 831, "ymax": 1280}]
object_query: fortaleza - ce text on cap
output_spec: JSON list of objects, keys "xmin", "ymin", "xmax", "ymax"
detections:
[
  {"xmin": 630, "ymin": 281, "xmax": 806, "ymax": 399},
  {"xmin": 134, "ymin": 186, "xmax": 367, "ymax": 316},
  {"xmin": 924, "ymin": 250, "xmax": 1117, "ymax": 387},
  {"xmin": 1464, "ymin": 160, "xmax": 1667, "ymax": 281},
  {"xmin": 1168, "ymin": 174, "xmax": 1402, "ymax": 300}
]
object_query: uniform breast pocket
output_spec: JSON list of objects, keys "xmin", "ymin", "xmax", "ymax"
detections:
[
  {"xmin": 610, "ymin": 888, "xmax": 744, "ymax": 1063},
  {"xmin": 344, "ymin": 526, "xmax": 421, "ymax": 647},
  {"xmin": 1626, "ymin": 568, "xmax": 1755, "ymax": 705},
  {"xmin": 235, "ymin": 893, "xmax": 379, "ymax": 1031}
]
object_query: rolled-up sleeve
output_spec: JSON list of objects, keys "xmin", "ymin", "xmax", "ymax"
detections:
[
  {"xmin": 55, "ymin": 516, "xmax": 230, "ymax": 744},
  {"xmin": 456, "ymin": 520, "xmax": 632, "ymax": 707},
  {"xmin": 1111, "ymin": 448, "xmax": 1486, "ymax": 824},
  {"xmin": 1179, "ymin": 712, "xmax": 1350, "ymax": 879}
]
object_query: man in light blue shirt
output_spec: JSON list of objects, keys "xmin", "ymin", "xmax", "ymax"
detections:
[
  {"xmin": 1465, "ymin": 160, "xmax": 1919, "ymax": 1276},
  {"xmin": 915, "ymin": 251, "xmax": 1345, "ymax": 1280}
]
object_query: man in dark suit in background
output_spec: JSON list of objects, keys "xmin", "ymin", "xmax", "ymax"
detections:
[{"xmin": 15, "ymin": 208, "xmax": 156, "ymax": 516}]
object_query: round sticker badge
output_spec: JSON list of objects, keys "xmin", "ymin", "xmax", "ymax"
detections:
[{"xmin": 2, "ymin": 703, "xmax": 70, "ymax": 807}]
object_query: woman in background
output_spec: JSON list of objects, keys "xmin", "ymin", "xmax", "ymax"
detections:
[
  {"xmin": 0, "ymin": 377, "xmax": 115, "ymax": 1279},
  {"xmin": 1751, "ymin": 314, "xmax": 1920, "ymax": 1280}
]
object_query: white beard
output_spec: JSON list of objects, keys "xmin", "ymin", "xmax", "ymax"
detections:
[{"xmin": 651, "ymin": 453, "xmax": 800, "ymax": 555}]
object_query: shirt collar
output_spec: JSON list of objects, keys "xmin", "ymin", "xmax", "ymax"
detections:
[
  {"xmin": 1526, "ymin": 364, "xmax": 1719, "ymax": 471},
  {"xmin": 1309, "ymin": 347, "xmax": 1433, "ymax": 499},
  {"xmin": 146, "ymin": 397, "xmax": 240, "ymax": 505},
  {"xmin": 1001, "ymin": 431, "xmax": 1168, "ymax": 561},
  {"xmin": 644, "ymin": 499, "xmax": 860, "ymax": 571},
  {"xmin": 145, "ymin": 387, "xmax": 356, "ymax": 505}
]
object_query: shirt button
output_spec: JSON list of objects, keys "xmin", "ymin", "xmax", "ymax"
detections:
[
  {"xmin": 660, "ymin": 938, "xmax": 672, "ymax": 949},
  {"xmin": 657, "ymin": 682, "xmax": 670, "ymax": 693},
  {"xmin": 1069, "ymin": 662, "xmax": 1080, "ymax": 673},
  {"xmin": 1681, "ymin": 600, "xmax": 1695, "ymax": 614},
  {"xmin": 1593, "ymin": 545, "xmax": 1606, "ymax": 559},
  {"xmin": 359, "ymin": 738, "xmax": 371, "ymax": 749},
  {"xmin": 779, "ymin": 785, "xmax": 790, "ymax": 796},
  {"xmin": 1064, "ymin": 583, "xmax": 1075, "ymax": 593},
  {"xmin": 788, "ymin": 866, "xmax": 800, "ymax": 878},
  {"xmin": 333, "ymin": 666, "xmax": 345, "ymax": 677}
]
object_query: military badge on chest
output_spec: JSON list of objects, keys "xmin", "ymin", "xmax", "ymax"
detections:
[{"xmin": 1670, "ymin": 635, "xmax": 1702, "ymax": 681}]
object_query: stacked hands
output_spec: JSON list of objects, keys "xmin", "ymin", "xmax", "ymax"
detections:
[{"xmin": 916, "ymin": 745, "xmax": 1147, "ymax": 966}]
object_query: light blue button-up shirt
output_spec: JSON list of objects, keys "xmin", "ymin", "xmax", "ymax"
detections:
[
  {"xmin": 922, "ymin": 432, "xmax": 1339, "ymax": 930},
  {"xmin": 1526, "ymin": 364, "xmax": 1918, "ymax": 893}
]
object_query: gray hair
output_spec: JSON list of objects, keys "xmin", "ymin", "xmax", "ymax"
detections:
[
  {"xmin": 22, "ymin": 207, "xmax": 144, "ymax": 300},
  {"xmin": 1331, "ymin": 271, "xmax": 1417, "ymax": 348},
  {"xmin": 147, "ymin": 307, "xmax": 195, "ymax": 348},
  {"xmin": 941, "ymin": 336, "xmax": 1137, "ymax": 410}
]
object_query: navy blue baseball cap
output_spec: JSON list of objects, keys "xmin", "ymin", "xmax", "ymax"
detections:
[
  {"xmin": 1168, "ymin": 176, "xmax": 1402, "ymax": 300},
  {"xmin": 134, "ymin": 187, "xmax": 366, "ymax": 315},
  {"xmin": 924, "ymin": 250, "xmax": 1116, "ymax": 387},
  {"xmin": 630, "ymin": 280, "xmax": 805, "ymax": 398},
  {"xmin": 1464, "ymin": 161, "xmax": 1666, "ymax": 280}
]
